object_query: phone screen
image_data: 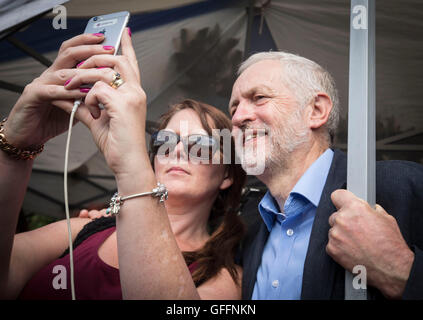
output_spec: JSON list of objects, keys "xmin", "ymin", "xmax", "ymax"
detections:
[{"xmin": 84, "ymin": 11, "xmax": 130, "ymax": 54}]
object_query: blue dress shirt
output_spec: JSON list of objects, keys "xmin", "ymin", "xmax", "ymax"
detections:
[{"xmin": 252, "ymin": 149, "xmax": 334, "ymax": 300}]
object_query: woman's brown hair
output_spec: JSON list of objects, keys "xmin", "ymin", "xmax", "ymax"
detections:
[{"xmin": 149, "ymin": 99, "xmax": 246, "ymax": 287}]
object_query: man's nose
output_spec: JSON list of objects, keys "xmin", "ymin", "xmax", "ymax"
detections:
[{"xmin": 231, "ymin": 102, "xmax": 256, "ymax": 128}]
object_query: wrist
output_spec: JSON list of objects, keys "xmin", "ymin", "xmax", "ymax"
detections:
[
  {"xmin": 378, "ymin": 248, "xmax": 415, "ymax": 299},
  {"xmin": 0, "ymin": 145, "xmax": 34, "ymax": 168},
  {"xmin": 112, "ymin": 150, "xmax": 151, "ymax": 178},
  {"xmin": 0, "ymin": 118, "xmax": 44, "ymax": 159},
  {"xmin": 115, "ymin": 170, "xmax": 157, "ymax": 196}
]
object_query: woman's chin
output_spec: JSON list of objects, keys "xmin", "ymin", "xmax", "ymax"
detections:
[{"xmin": 162, "ymin": 182, "xmax": 194, "ymax": 197}]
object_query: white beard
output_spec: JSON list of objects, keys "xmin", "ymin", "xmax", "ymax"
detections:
[
  {"xmin": 265, "ymin": 109, "xmax": 309, "ymax": 173},
  {"xmin": 235, "ymin": 109, "xmax": 310, "ymax": 176}
]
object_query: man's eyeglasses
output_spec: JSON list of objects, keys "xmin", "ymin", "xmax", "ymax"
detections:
[{"xmin": 151, "ymin": 130, "xmax": 219, "ymax": 161}]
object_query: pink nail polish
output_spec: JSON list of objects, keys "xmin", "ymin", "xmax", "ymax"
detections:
[
  {"xmin": 127, "ymin": 27, "xmax": 132, "ymax": 37},
  {"xmin": 96, "ymin": 66, "xmax": 107, "ymax": 69},
  {"xmin": 64, "ymin": 78, "xmax": 72, "ymax": 86},
  {"xmin": 93, "ymin": 33, "xmax": 104, "ymax": 37},
  {"xmin": 80, "ymin": 88, "xmax": 90, "ymax": 93},
  {"xmin": 76, "ymin": 61, "xmax": 84, "ymax": 68},
  {"xmin": 103, "ymin": 46, "xmax": 114, "ymax": 50}
]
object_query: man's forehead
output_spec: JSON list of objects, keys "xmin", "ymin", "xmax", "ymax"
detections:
[
  {"xmin": 236, "ymin": 60, "xmax": 282, "ymax": 88},
  {"xmin": 230, "ymin": 61, "xmax": 283, "ymax": 100}
]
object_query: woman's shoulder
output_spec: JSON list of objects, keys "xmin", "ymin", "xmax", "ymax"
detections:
[{"xmin": 60, "ymin": 217, "xmax": 116, "ymax": 257}]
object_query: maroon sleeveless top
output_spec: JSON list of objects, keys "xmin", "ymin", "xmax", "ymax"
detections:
[{"xmin": 18, "ymin": 226, "xmax": 197, "ymax": 300}]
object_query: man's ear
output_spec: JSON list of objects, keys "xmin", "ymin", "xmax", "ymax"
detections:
[
  {"xmin": 308, "ymin": 92, "xmax": 332, "ymax": 130},
  {"xmin": 219, "ymin": 170, "xmax": 233, "ymax": 190}
]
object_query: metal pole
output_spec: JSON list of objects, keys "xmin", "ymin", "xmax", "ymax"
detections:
[
  {"xmin": 346, "ymin": 0, "xmax": 376, "ymax": 300},
  {"xmin": 7, "ymin": 36, "xmax": 52, "ymax": 67},
  {"xmin": 0, "ymin": 79, "xmax": 24, "ymax": 93},
  {"xmin": 244, "ymin": 0, "xmax": 254, "ymax": 60}
]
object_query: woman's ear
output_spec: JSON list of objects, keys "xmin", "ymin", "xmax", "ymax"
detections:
[
  {"xmin": 219, "ymin": 170, "xmax": 233, "ymax": 190},
  {"xmin": 308, "ymin": 92, "xmax": 332, "ymax": 130}
]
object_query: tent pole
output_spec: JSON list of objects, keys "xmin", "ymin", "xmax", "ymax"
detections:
[
  {"xmin": 0, "ymin": 80, "xmax": 24, "ymax": 93},
  {"xmin": 244, "ymin": 0, "xmax": 254, "ymax": 59},
  {"xmin": 7, "ymin": 36, "xmax": 52, "ymax": 67},
  {"xmin": 345, "ymin": 0, "xmax": 376, "ymax": 300},
  {"xmin": 0, "ymin": 11, "xmax": 49, "ymax": 41},
  {"xmin": 0, "ymin": 10, "xmax": 53, "ymax": 93}
]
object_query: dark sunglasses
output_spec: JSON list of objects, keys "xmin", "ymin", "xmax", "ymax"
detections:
[{"xmin": 151, "ymin": 130, "xmax": 219, "ymax": 160}]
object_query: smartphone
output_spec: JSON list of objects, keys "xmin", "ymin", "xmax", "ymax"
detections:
[
  {"xmin": 84, "ymin": 11, "xmax": 130, "ymax": 54},
  {"xmin": 81, "ymin": 11, "xmax": 130, "ymax": 105}
]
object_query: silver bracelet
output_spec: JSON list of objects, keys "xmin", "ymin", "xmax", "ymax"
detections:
[{"xmin": 106, "ymin": 182, "xmax": 168, "ymax": 216}]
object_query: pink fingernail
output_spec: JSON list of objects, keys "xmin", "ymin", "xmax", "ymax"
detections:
[
  {"xmin": 76, "ymin": 61, "xmax": 85, "ymax": 68},
  {"xmin": 93, "ymin": 33, "xmax": 104, "ymax": 37},
  {"xmin": 80, "ymin": 88, "xmax": 90, "ymax": 93},
  {"xmin": 127, "ymin": 27, "xmax": 132, "ymax": 37},
  {"xmin": 96, "ymin": 66, "xmax": 107, "ymax": 69},
  {"xmin": 103, "ymin": 46, "xmax": 114, "ymax": 50},
  {"xmin": 64, "ymin": 78, "xmax": 72, "ymax": 86}
]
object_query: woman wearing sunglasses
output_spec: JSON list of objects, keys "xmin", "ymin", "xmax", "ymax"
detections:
[{"xmin": 0, "ymin": 29, "xmax": 245, "ymax": 299}]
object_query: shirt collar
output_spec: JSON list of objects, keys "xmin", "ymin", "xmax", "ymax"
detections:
[
  {"xmin": 258, "ymin": 148, "xmax": 334, "ymax": 231},
  {"xmin": 290, "ymin": 148, "xmax": 334, "ymax": 207}
]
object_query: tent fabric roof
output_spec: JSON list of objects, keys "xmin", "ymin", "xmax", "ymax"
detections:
[
  {"xmin": 59, "ymin": 0, "xmax": 203, "ymax": 17},
  {"xmin": 0, "ymin": 0, "xmax": 68, "ymax": 33},
  {"xmin": 266, "ymin": 0, "xmax": 423, "ymax": 134}
]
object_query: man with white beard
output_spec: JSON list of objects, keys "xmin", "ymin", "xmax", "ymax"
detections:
[{"xmin": 230, "ymin": 52, "xmax": 423, "ymax": 300}]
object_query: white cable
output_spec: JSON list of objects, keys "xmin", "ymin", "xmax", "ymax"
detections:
[{"xmin": 64, "ymin": 99, "xmax": 81, "ymax": 300}]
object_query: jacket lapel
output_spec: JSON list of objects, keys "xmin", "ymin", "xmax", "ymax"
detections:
[
  {"xmin": 301, "ymin": 149, "xmax": 347, "ymax": 299},
  {"xmin": 242, "ymin": 221, "xmax": 269, "ymax": 299}
]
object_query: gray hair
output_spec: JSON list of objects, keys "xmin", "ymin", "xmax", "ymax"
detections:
[{"xmin": 238, "ymin": 52, "xmax": 340, "ymax": 144}]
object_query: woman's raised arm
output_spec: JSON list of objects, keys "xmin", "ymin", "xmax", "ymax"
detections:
[
  {"xmin": 65, "ymin": 29, "xmax": 200, "ymax": 299},
  {"xmin": 0, "ymin": 33, "xmax": 115, "ymax": 298}
]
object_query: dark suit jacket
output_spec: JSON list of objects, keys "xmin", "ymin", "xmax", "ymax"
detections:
[{"xmin": 240, "ymin": 149, "xmax": 423, "ymax": 299}]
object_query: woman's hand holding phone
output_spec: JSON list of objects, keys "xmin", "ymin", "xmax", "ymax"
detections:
[
  {"xmin": 4, "ymin": 33, "xmax": 116, "ymax": 149},
  {"xmin": 63, "ymin": 28, "xmax": 150, "ymax": 183},
  {"xmin": 5, "ymin": 13, "xmax": 148, "ymax": 186}
]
